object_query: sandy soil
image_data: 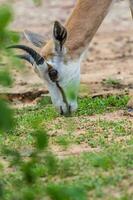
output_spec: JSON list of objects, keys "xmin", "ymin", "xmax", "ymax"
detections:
[
  {"xmin": 1, "ymin": 0, "xmax": 133, "ymax": 97},
  {"xmin": 47, "ymin": 110, "xmax": 133, "ymax": 157}
]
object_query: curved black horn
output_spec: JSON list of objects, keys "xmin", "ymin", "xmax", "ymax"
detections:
[
  {"xmin": 7, "ymin": 45, "xmax": 44, "ymax": 65},
  {"xmin": 16, "ymin": 54, "xmax": 34, "ymax": 65}
]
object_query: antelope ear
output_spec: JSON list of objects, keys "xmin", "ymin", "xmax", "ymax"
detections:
[
  {"xmin": 24, "ymin": 30, "xmax": 45, "ymax": 48},
  {"xmin": 53, "ymin": 21, "xmax": 67, "ymax": 53}
]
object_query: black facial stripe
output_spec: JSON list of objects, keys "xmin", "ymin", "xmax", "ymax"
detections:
[{"xmin": 56, "ymin": 81, "xmax": 71, "ymax": 115}]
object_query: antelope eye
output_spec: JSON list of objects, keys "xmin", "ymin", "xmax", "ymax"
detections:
[{"xmin": 48, "ymin": 68, "xmax": 58, "ymax": 82}]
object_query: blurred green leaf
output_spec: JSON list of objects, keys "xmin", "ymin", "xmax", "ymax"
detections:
[
  {"xmin": 47, "ymin": 184, "xmax": 87, "ymax": 200},
  {"xmin": 9, "ymin": 31, "xmax": 20, "ymax": 43},
  {"xmin": 32, "ymin": 0, "xmax": 42, "ymax": 6},
  {"xmin": 0, "ymin": 182, "xmax": 4, "ymax": 199},
  {"xmin": 3, "ymin": 148, "xmax": 21, "ymax": 165},
  {"xmin": 22, "ymin": 187, "xmax": 36, "ymax": 200},
  {"xmin": 22, "ymin": 161, "xmax": 37, "ymax": 184},
  {"xmin": 0, "ymin": 70, "xmax": 13, "ymax": 87},
  {"xmin": 0, "ymin": 5, "xmax": 13, "ymax": 30},
  {"xmin": 34, "ymin": 129, "xmax": 48, "ymax": 150},
  {"xmin": 0, "ymin": 30, "xmax": 20, "ymax": 47},
  {"xmin": 45, "ymin": 153, "xmax": 58, "ymax": 175},
  {"xmin": 0, "ymin": 99, "xmax": 14, "ymax": 132}
]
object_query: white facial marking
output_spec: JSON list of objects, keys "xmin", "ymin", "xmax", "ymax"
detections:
[{"xmin": 36, "ymin": 58, "xmax": 81, "ymax": 115}]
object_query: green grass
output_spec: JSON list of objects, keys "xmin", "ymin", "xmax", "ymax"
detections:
[
  {"xmin": 102, "ymin": 78, "xmax": 122, "ymax": 88},
  {"xmin": 0, "ymin": 95, "xmax": 133, "ymax": 200},
  {"xmin": 78, "ymin": 95, "xmax": 129, "ymax": 115}
]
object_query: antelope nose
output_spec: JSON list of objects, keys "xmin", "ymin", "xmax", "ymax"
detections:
[{"xmin": 60, "ymin": 106, "xmax": 71, "ymax": 116}]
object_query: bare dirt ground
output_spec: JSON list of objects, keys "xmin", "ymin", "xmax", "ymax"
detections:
[{"xmin": 1, "ymin": 0, "xmax": 133, "ymax": 99}]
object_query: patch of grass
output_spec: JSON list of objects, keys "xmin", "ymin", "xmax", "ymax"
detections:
[
  {"xmin": 77, "ymin": 95, "xmax": 129, "ymax": 116},
  {"xmin": 37, "ymin": 96, "xmax": 52, "ymax": 107},
  {"xmin": 55, "ymin": 135, "xmax": 72, "ymax": 149},
  {"xmin": 36, "ymin": 95, "xmax": 129, "ymax": 117},
  {"xmin": 7, "ymin": 95, "xmax": 130, "ymax": 150},
  {"xmin": 12, "ymin": 95, "xmax": 129, "ymax": 138},
  {"xmin": 102, "ymin": 78, "xmax": 122, "ymax": 88},
  {"xmin": 74, "ymin": 119, "xmax": 132, "ymax": 148},
  {"xmin": 1, "ymin": 95, "xmax": 133, "ymax": 199},
  {"xmin": 13, "ymin": 104, "xmax": 58, "ymax": 135}
]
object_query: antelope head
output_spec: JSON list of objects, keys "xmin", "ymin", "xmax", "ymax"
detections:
[{"xmin": 9, "ymin": 21, "xmax": 80, "ymax": 115}]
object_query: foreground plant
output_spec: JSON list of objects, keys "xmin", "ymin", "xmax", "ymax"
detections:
[{"xmin": 0, "ymin": 4, "xmax": 87, "ymax": 200}]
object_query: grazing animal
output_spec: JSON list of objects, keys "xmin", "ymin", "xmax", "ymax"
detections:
[{"xmin": 9, "ymin": 0, "xmax": 133, "ymax": 115}]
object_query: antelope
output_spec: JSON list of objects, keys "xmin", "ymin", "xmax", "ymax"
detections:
[{"xmin": 9, "ymin": 0, "xmax": 133, "ymax": 116}]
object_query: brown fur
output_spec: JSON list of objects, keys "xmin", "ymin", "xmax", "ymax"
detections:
[
  {"xmin": 41, "ymin": 40, "xmax": 54, "ymax": 60},
  {"xmin": 41, "ymin": 0, "xmax": 113, "ymax": 60},
  {"xmin": 65, "ymin": 0, "xmax": 113, "ymax": 57},
  {"xmin": 41, "ymin": 0, "xmax": 133, "ymax": 60}
]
